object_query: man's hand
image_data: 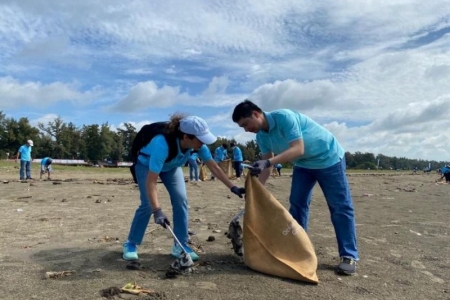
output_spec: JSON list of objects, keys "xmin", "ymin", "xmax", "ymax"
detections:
[
  {"xmin": 153, "ymin": 208, "xmax": 170, "ymax": 228},
  {"xmin": 250, "ymin": 160, "xmax": 271, "ymax": 175},
  {"xmin": 230, "ymin": 186, "xmax": 246, "ymax": 198}
]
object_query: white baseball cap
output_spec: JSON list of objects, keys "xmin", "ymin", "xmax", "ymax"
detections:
[
  {"xmin": 27, "ymin": 140, "xmax": 34, "ymax": 146},
  {"xmin": 180, "ymin": 116, "xmax": 217, "ymax": 145}
]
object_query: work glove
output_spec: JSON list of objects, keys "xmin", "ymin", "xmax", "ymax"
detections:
[
  {"xmin": 250, "ymin": 159, "xmax": 271, "ymax": 175},
  {"xmin": 230, "ymin": 186, "xmax": 246, "ymax": 198},
  {"xmin": 153, "ymin": 208, "xmax": 170, "ymax": 228}
]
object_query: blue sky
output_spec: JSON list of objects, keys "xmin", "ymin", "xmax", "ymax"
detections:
[{"xmin": 1, "ymin": 0, "xmax": 450, "ymax": 161}]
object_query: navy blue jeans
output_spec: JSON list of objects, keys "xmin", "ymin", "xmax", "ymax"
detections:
[
  {"xmin": 289, "ymin": 159, "xmax": 359, "ymax": 260},
  {"xmin": 233, "ymin": 161, "xmax": 242, "ymax": 178},
  {"xmin": 188, "ymin": 159, "xmax": 199, "ymax": 181},
  {"xmin": 20, "ymin": 160, "xmax": 31, "ymax": 180}
]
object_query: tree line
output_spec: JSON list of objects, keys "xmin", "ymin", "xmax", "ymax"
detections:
[{"xmin": 0, "ymin": 112, "xmax": 448, "ymax": 169}]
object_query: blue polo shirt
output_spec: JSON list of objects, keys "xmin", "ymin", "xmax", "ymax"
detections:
[
  {"xmin": 41, "ymin": 157, "xmax": 52, "ymax": 166},
  {"xmin": 232, "ymin": 146, "xmax": 243, "ymax": 161},
  {"xmin": 256, "ymin": 109, "xmax": 344, "ymax": 169},
  {"xmin": 138, "ymin": 135, "xmax": 212, "ymax": 173},
  {"xmin": 189, "ymin": 152, "xmax": 199, "ymax": 163},
  {"xmin": 213, "ymin": 146, "xmax": 228, "ymax": 162},
  {"xmin": 18, "ymin": 145, "xmax": 32, "ymax": 161}
]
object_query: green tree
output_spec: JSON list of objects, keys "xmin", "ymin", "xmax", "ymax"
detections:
[
  {"xmin": 117, "ymin": 123, "xmax": 137, "ymax": 161},
  {"xmin": 82, "ymin": 124, "xmax": 102, "ymax": 162}
]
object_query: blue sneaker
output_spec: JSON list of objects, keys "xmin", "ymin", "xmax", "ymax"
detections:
[
  {"xmin": 171, "ymin": 243, "xmax": 199, "ymax": 261},
  {"xmin": 123, "ymin": 242, "xmax": 138, "ymax": 261}
]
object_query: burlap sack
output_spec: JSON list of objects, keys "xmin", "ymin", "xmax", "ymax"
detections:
[
  {"xmin": 218, "ymin": 159, "xmax": 233, "ymax": 178},
  {"xmin": 199, "ymin": 165, "xmax": 208, "ymax": 181},
  {"xmin": 243, "ymin": 175, "xmax": 319, "ymax": 283}
]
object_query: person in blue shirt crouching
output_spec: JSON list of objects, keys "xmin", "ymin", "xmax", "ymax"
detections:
[
  {"xmin": 123, "ymin": 114, "xmax": 245, "ymax": 262},
  {"xmin": 40, "ymin": 157, "xmax": 53, "ymax": 180}
]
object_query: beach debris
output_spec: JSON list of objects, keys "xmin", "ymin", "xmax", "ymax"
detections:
[
  {"xmin": 45, "ymin": 270, "xmax": 76, "ymax": 279},
  {"xmin": 126, "ymin": 261, "xmax": 143, "ymax": 270},
  {"xmin": 121, "ymin": 282, "xmax": 162, "ymax": 296},
  {"xmin": 99, "ymin": 286, "xmax": 121, "ymax": 298}
]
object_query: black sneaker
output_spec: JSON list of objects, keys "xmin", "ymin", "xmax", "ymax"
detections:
[{"xmin": 335, "ymin": 257, "xmax": 357, "ymax": 275}]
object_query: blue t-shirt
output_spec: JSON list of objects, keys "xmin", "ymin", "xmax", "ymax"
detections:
[
  {"xmin": 275, "ymin": 163, "xmax": 282, "ymax": 169},
  {"xmin": 41, "ymin": 157, "xmax": 52, "ymax": 166},
  {"xmin": 441, "ymin": 166, "xmax": 450, "ymax": 174},
  {"xmin": 214, "ymin": 146, "xmax": 228, "ymax": 162},
  {"xmin": 137, "ymin": 135, "xmax": 212, "ymax": 173},
  {"xmin": 232, "ymin": 146, "xmax": 243, "ymax": 161},
  {"xmin": 18, "ymin": 145, "xmax": 32, "ymax": 161},
  {"xmin": 256, "ymin": 109, "xmax": 344, "ymax": 169},
  {"xmin": 189, "ymin": 152, "xmax": 199, "ymax": 163}
]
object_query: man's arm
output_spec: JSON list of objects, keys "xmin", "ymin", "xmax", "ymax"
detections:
[
  {"xmin": 257, "ymin": 139, "xmax": 304, "ymax": 185},
  {"xmin": 15, "ymin": 148, "xmax": 21, "ymax": 162},
  {"xmin": 267, "ymin": 139, "xmax": 304, "ymax": 166},
  {"xmin": 257, "ymin": 152, "xmax": 274, "ymax": 185}
]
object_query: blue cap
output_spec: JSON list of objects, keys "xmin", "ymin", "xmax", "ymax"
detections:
[{"xmin": 180, "ymin": 116, "xmax": 217, "ymax": 145}]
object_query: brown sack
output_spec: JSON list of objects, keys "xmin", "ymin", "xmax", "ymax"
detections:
[
  {"xmin": 243, "ymin": 175, "xmax": 319, "ymax": 283},
  {"xmin": 218, "ymin": 159, "xmax": 233, "ymax": 178},
  {"xmin": 199, "ymin": 165, "xmax": 208, "ymax": 181}
]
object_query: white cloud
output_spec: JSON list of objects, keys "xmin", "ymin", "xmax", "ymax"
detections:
[
  {"xmin": 116, "ymin": 120, "xmax": 152, "ymax": 132},
  {"xmin": 0, "ymin": 76, "xmax": 99, "ymax": 109},
  {"xmin": 30, "ymin": 114, "xmax": 59, "ymax": 128},
  {"xmin": 125, "ymin": 68, "xmax": 153, "ymax": 75},
  {"xmin": 111, "ymin": 81, "xmax": 187, "ymax": 112},
  {"xmin": 203, "ymin": 76, "xmax": 229, "ymax": 95},
  {"xmin": 249, "ymin": 79, "xmax": 345, "ymax": 112},
  {"xmin": 1, "ymin": 0, "xmax": 450, "ymax": 161}
]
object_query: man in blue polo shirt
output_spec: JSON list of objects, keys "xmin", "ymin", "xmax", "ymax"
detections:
[
  {"xmin": 40, "ymin": 157, "xmax": 53, "ymax": 180},
  {"xmin": 230, "ymin": 142, "xmax": 244, "ymax": 180},
  {"xmin": 211, "ymin": 143, "xmax": 228, "ymax": 180},
  {"xmin": 15, "ymin": 140, "xmax": 34, "ymax": 180},
  {"xmin": 232, "ymin": 100, "xmax": 359, "ymax": 276}
]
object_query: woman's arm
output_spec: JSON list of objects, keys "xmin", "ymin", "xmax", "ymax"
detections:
[
  {"xmin": 146, "ymin": 171, "xmax": 161, "ymax": 209},
  {"xmin": 205, "ymin": 159, "xmax": 235, "ymax": 189}
]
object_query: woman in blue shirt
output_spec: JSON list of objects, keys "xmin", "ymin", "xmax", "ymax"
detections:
[{"xmin": 123, "ymin": 114, "xmax": 245, "ymax": 262}]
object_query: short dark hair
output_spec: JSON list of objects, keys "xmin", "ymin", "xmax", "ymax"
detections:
[
  {"xmin": 230, "ymin": 142, "xmax": 236, "ymax": 147},
  {"xmin": 232, "ymin": 99, "xmax": 262, "ymax": 123},
  {"xmin": 222, "ymin": 143, "xmax": 228, "ymax": 149}
]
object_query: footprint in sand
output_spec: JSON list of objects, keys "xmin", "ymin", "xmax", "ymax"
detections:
[
  {"xmin": 411, "ymin": 260, "xmax": 425, "ymax": 269},
  {"xmin": 420, "ymin": 271, "xmax": 445, "ymax": 284},
  {"xmin": 173, "ymin": 282, "xmax": 189, "ymax": 288},
  {"xmin": 325, "ymin": 247, "xmax": 336, "ymax": 257},
  {"xmin": 390, "ymin": 250, "xmax": 402, "ymax": 258},
  {"xmin": 411, "ymin": 260, "xmax": 445, "ymax": 283},
  {"xmin": 195, "ymin": 281, "xmax": 217, "ymax": 290},
  {"xmin": 360, "ymin": 236, "xmax": 386, "ymax": 246}
]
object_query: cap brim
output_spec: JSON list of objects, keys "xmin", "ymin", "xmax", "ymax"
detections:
[{"xmin": 197, "ymin": 131, "xmax": 217, "ymax": 145}]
